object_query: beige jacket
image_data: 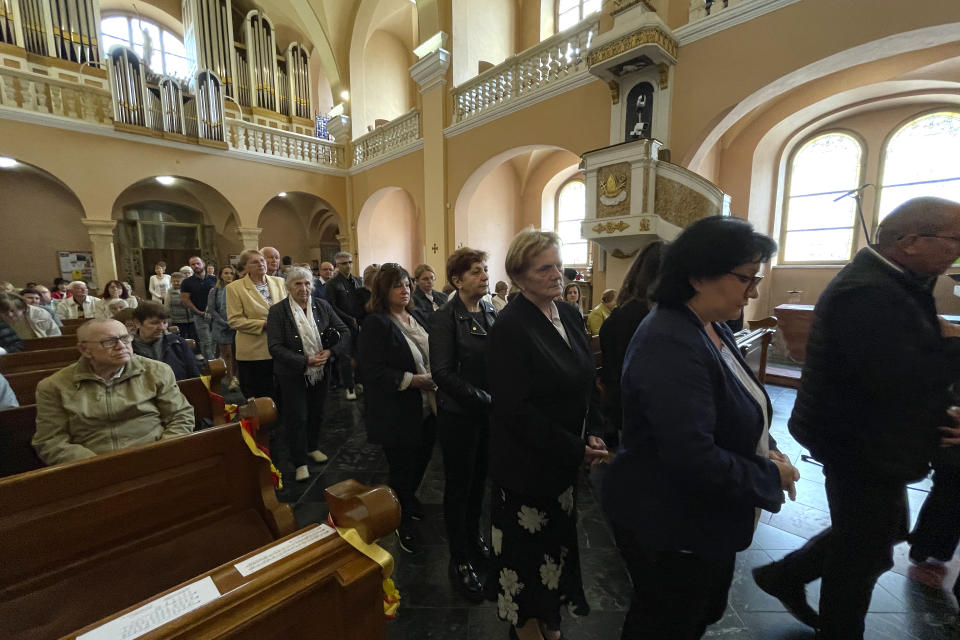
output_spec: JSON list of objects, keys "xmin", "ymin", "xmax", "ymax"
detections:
[
  {"xmin": 10, "ymin": 305, "xmax": 62, "ymax": 338},
  {"xmin": 56, "ymin": 295, "xmax": 100, "ymax": 319},
  {"xmin": 32, "ymin": 355, "xmax": 195, "ymax": 465},
  {"xmin": 226, "ymin": 275, "xmax": 287, "ymax": 361}
]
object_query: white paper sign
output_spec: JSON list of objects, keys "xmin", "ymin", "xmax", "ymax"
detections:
[
  {"xmin": 77, "ymin": 576, "xmax": 221, "ymax": 640},
  {"xmin": 234, "ymin": 524, "xmax": 337, "ymax": 577}
]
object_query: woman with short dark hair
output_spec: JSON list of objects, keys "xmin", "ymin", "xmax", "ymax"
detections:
[
  {"xmin": 429, "ymin": 247, "xmax": 496, "ymax": 602},
  {"xmin": 562, "ymin": 282, "xmax": 580, "ymax": 310},
  {"xmin": 149, "ymin": 262, "xmax": 171, "ymax": 302},
  {"xmin": 602, "ymin": 216, "xmax": 799, "ymax": 639},
  {"xmin": 96, "ymin": 279, "xmax": 137, "ymax": 318},
  {"xmin": 51, "ymin": 277, "xmax": 70, "ymax": 300},
  {"xmin": 359, "ymin": 263, "xmax": 436, "ymax": 554},
  {"xmin": 132, "ymin": 301, "xmax": 200, "ymax": 380}
]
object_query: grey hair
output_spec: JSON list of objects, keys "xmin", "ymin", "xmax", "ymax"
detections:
[
  {"xmin": 284, "ymin": 266, "xmax": 314, "ymax": 287},
  {"xmin": 334, "ymin": 251, "xmax": 352, "ymax": 262},
  {"xmin": 68, "ymin": 280, "xmax": 87, "ymax": 289}
]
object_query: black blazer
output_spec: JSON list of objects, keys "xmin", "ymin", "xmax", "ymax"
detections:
[
  {"xmin": 598, "ymin": 298, "xmax": 650, "ymax": 388},
  {"xmin": 266, "ymin": 297, "xmax": 350, "ymax": 379},
  {"xmin": 602, "ymin": 304, "xmax": 782, "ymax": 556},
  {"xmin": 132, "ymin": 333, "xmax": 200, "ymax": 381},
  {"xmin": 359, "ymin": 310, "xmax": 431, "ymax": 447},
  {"xmin": 487, "ymin": 294, "xmax": 595, "ymax": 497},
  {"xmin": 429, "ymin": 295, "xmax": 497, "ymax": 416},
  {"xmin": 413, "ymin": 287, "xmax": 448, "ymax": 315},
  {"xmin": 327, "ymin": 272, "xmax": 365, "ymax": 327}
]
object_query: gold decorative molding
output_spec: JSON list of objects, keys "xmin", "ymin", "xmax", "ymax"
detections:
[
  {"xmin": 611, "ymin": 0, "xmax": 657, "ymax": 14},
  {"xmin": 638, "ymin": 217, "xmax": 651, "ymax": 231},
  {"xmin": 611, "ymin": 248, "xmax": 640, "ymax": 259},
  {"xmin": 587, "ymin": 26, "xmax": 679, "ymax": 67},
  {"xmin": 607, "ymin": 80, "xmax": 620, "ymax": 104},
  {"xmin": 654, "ymin": 176, "xmax": 719, "ymax": 228},
  {"xmin": 596, "ymin": 162, "xmax": 631, "ymax": 218},
  {"xmin": 592, "ymin": 220, "xmax": 630, "ymax": 234},
  {"xmin": 658, "ymin": 63, "xmax": 669, "ymax": 90}
]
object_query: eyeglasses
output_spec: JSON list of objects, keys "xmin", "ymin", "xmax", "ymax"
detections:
[
  {"xmin": 726, "ymin": 272, "xmax": 764, "ymax": 290},
  {"xmin": 82, "ymin": 334, "xmax": 134, "ymax": 349}
]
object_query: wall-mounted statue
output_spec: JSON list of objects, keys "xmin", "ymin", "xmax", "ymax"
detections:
[{"xmin": 625, "ymin": 82, "xmax": 654, "ymax": 141}]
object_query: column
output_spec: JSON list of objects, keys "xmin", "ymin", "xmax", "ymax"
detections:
[
  {"xmin": 236, "ymin": 226, "xmax": 262, "ymax": 250},
  {"xmin": 410, "ymin": 40, "xmax": 451, "ymax": 261},
  {"xmin": 80, "ymin": 218, "xmax": 118, "ymax": 288}
]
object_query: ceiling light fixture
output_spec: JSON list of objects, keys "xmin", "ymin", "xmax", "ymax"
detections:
[
  {"xmin": 0, "ymin": 156, "xmax": 18, "ymax": 168},
  {"xmin": 156, "ymin": 176, "xmax": 175, "ymax": 185},
  {"xmin": 278, "ymin": 192, "xmax": 287, "ymax": 197}
]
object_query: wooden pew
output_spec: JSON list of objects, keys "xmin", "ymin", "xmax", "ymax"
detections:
[
  {"xmin": 735, "ymin": 316, "xmax": 778, "ymax": 385},
  {"xmin": 59, "ymin": 318, "xmax": 85, "ymax": 335},
  {"xmin": 21, "ymin": 335, "xmax": 78, "ymax": 351},
  {"xmin": 0, "ymin": 347, "xmax": 80, "ymax": 375},
  {"xmin": 5, "ymin": 367, "xmax": 61, "ymax": 405},
  {"xmin": 0, "ymin": 360, "xmax": 233, "ymax": 477}
]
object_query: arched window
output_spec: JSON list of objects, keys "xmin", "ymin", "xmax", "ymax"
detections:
[
  {"xmin": 556, "ymin": 179, "xmax": 589, "ymax": 266},
  {"xmin": 781, "ymin": 132, "xmax": 863, "ymax": 263},
  {"xmin": 557, "ymin": 0, "xmax": 601, "ymax": 31},
  {"xmin": 101, "ymin": 15, "xmax": 190, "ymax": 79},
  {"xmin": 878, "ymin": 111, "xmax": 960, "ymax": 221}
]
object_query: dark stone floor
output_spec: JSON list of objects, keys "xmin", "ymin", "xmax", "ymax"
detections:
[{"xmin": 267, "ymin": 384, "xmax": 960, "ymax": 640}]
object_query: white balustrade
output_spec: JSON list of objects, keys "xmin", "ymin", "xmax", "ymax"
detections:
[
  {"xmin": 451, "ymin": 19, "xmax": 597, "ymax": 124},
  {"xmin": 0, "ymin": 54, "xmax": 112, "ymax": 124},
  {"xmin": 351, "ymin": 108, "xmax": 420, "ymax": 166},
  {"xmin": 689, "ymin": 0, "xmax": 749, "ymax": 22},
  {"xmin": 225, "ymin": 117, "xmax": 345, "ymax": 169}
]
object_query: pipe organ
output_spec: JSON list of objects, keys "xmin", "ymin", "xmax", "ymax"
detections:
[
  {"xmin": 193, "ymin": 70, "xmax": 224, "ymax": 141},
  {"xmin": 182, "ymin": 0, "xmax": 235, "ymax": 100},
  {"xmin": 243, "ymin": 10, "xmax": 278, "ymax": 112},
  {"xmin": 285, "ymin": 43, "xmax": 310, "ymax": 119},
  {"xmin": 107, "ymin": 46, "xmax": 148, "ymax": 128},
  {"xmin": 7, "ymin": 0, "xmax": 102, "ymax": 63}
]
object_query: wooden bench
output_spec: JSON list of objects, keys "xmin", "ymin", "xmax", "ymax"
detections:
[
  {"xmin": 21, "ymin": 335, "xmax": 78, "ymax": 351},
  {"xmin": 0, "ymin": 360, "xmax": 235, "ymax": 477},
  {"xmin": 5, "ymin": 367, "xmax": 61, "ymax": 405},
  {"xmin": 0, "ymin": 347, "xmax": 81, "ymax": 375},
  {"xmin": 0, "ymin": 424, "xmax": 399, "ymax": 640}
]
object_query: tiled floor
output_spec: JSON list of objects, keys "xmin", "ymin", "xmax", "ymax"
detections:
[{"xmin": 270, "ymin": 385, "xmax": 960, "ymax": 639}]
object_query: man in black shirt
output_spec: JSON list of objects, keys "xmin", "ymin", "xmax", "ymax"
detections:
[
  {"xmin": 180, "ymin": 256, "xmax": 218, "ymax": 361},
  {"xmin": 326, "ymin": 251, "xmax": 364, "ymax": 400}
]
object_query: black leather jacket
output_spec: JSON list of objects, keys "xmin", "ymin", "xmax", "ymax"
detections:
[{"xmin": 428, "ymin": 295, "xmax": 497, "ymax": 416}]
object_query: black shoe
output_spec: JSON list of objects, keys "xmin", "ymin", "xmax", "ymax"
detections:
[
  {"xmin": 449, "ymin": 557, "xmax": 485, "ymax": 603},
  {"xmin": 752, "ymin": 563, "xmax": 820, "ymax": 629},
  {"xmin": 396, "ymin": 525, "xmax": 420, "ymax": 554}
]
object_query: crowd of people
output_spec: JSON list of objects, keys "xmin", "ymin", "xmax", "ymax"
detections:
[{"xmin": 2, "ymin": 197, "xmax": 960, "ymax": 640}]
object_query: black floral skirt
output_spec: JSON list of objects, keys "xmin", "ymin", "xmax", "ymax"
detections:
[{"xmin": 486, "ymin": 482, "xmax": 590, "ymax": 628}]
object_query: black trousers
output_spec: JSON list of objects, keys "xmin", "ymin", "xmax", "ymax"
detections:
[
  {"xmin": 612, "ymin": 523, "xmax": 734, "ymax": 640},
  {"xmin": 911, "ymin": 463, "xmax": 960, "ymax": 561},
  {"xmin": 336, "ymin": 331, "xmax": 356, "ymax": 391},
  {"xmin": 277, "ymin": 374, "xmax": 329, "ymax": 468},
  {"xmin": 773, "ymin": 467, "xmax": 909, "ymax": 640},
  {"xmin": 237, "ymin": 359, "xmax": 275, "ymax": 400},
  {"xmin": 382, "ymin": 414, "xmax": 437, "ymax": 524},
  {"xmin": 437, "ymin": 409, "xmax": 489, "ymax": 559}
]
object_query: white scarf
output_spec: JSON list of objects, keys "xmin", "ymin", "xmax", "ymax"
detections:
[{"xmin": 290, "ymin": 296, "xmax": 324, "ymax": 385}]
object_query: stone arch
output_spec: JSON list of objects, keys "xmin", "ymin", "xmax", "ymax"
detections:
[
  {"xmin": 0, "ymin": 156, "xmax": 89, "ymax": 287},
  {"xmin": 356, "ymin": 187, "xmax": 420, "ymax": 271}
]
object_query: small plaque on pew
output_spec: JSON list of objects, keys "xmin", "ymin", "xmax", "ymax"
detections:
[
  {"xmin": 234, "ymin": 524, "xmax": 337, "ymax": 577},
  {"xmin": 76, "ymin": 576, "xmax": 221, "ymax": 640}
]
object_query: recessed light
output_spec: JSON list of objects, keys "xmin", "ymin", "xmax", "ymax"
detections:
[
  {"xmin": 0, "ymin": 157, "xmax": 17, "ymax": 168},
  {"xmin": 278, "ymin": 192, "xmax": 287, "ymax": 197},
  {"xmin": 340, "ymin": 90, "xmax": 349, "ymax": 101},
  {"xmin": 156, "ymin": 176, "xmax": 175, "ymax": 185}
]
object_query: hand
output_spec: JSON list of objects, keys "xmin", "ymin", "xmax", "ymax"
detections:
[
  {"xmin": 308, "ymin": 350, "xmax": 331, "ymax": 367},
  {"xmin": 772, "ymin": 458, "xmax": 799, "ymax": 501},
  {"xmin": 939, "ymin": 406, "xmax": 960, "ymax": 447},
  {"xmin": 939, "ymin": 316, "xmax": 960, "ymax": 338},
  {"xmin": 584, "ymin": 435, "xmax": 609, "ymax": 467},
  {"xmin": 411, "ymin": 373, "xmax": 437, "ymax": 391}
]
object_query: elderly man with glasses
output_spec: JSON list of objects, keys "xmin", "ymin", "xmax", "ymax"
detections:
[{"xmin": 32, "ymin": 318, "xmax": 194, "ymax": 466}]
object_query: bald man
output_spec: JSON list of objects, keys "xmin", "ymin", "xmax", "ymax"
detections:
[
  {"xmin": 752, "ymin": 197, "xmax": 960, "ymax": 639},
  {"xmin": 32, "ymin": 319, "xmax": 194, "ymax": 465},
  {"xmin": 261, "ymin": 246, "xmax": 282, "ymax": 277}
]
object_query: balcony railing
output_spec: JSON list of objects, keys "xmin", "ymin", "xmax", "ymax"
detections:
[
  {"xmin": 0, "ymin": 50, "xmax": 112, "ymax": 124},
  {"xmin": 226, "ymin": 117, "xmax": 345, "ymax": 169},
  {"xmin": 351, "ymin": 109, "xmax": 420, "ymax": 167},
  {"xmin": 451, "ymin": 19, "xmax": 598, "ymax": 124}
]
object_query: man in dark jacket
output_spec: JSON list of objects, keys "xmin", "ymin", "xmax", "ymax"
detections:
[
  {"xmin": 326, "ymin": 251, "xmax": 364, "ymax": 399},
  {"xmin": 132, "ymin": 302, "xmax": 201, "ymax": 381},
  {"xmin": 752, "ymin": 197, "xmax": 960, "ymax": 640}
]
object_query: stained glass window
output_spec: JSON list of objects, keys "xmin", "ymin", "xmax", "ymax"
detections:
[
  {"xmin": 782, "ymin": 133, "xmax": 862, "ymax": 262},
  {"xmin": 878, "ymin": 112, "xmax": 960, "ymax": 221}
]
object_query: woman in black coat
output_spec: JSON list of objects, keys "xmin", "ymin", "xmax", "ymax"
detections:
[
  {"xmin": 359, "ymin": 263, "xmax": 436, "ymax": 554},
  {"xmin": 429, "ymin": 247, "xmax": 497, "ymax": 603},
  {"xmin": 267, "ymin": 267, "xmax": 350, "ymax": 483},
  {"xmin": 487, "ymin": 229, "xmax": 608, "ymax": 640}
]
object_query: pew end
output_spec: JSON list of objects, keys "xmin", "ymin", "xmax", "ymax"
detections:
[{"xmin": 325, "ymin": 479, "xmax": 402, "ymax": 544}]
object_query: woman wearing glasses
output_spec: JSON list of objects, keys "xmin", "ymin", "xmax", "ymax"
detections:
[
  {"xmin": 358, "ymin": 263, "xmax": 437, "ymax": 554},
  {"xmin": 602, "ymin": 216, "xmax": 799, "ymax": 639}
]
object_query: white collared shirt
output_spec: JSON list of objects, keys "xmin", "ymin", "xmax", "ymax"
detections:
[
  {"xmin": 549, "ymin": 301, "xmax": 571, "ymax": 347},
  {"xmin": 867, "ymin": 246, "xmax": 905, "ymax": 274}
]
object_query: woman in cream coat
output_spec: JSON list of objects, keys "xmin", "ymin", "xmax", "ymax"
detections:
[{"xmin": 226, "ymin": 249, "xmax": 287, "ymax": 399}]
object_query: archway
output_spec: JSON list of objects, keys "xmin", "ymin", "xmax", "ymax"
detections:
[
  {"xmin": 112, "ymin": 175, "xmax": 240, "ymax": 295},
  {"xmin": 0, "ymin": 157, "xmax": 88, "ymax": 288},
  {"xmin": 356, "ymin": 187, "xmax": 419, "ymax": 271},
  {"xmin": 258, "ymin": 191, "xmax": 344, "ymax": 267}
]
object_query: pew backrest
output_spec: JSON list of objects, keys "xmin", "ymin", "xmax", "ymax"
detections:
[
  {"xmin": 5, "ymin": 367, "xmax": 60, "ymax": 405},
  {"xmin": 21, "ymin": 335, "xmax": 78, "ymax": 351},
  {"xmin": 0, "ymin": 347, "xmax": 79, "ymax": 375},
  {"xmin": 0, "ymin": 423, "xmax": 297, "ymax": 640}
]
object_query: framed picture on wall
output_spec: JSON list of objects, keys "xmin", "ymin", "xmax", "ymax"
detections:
[{"xmin": 58, "ymin": 251, "xmax": 97, "ymax": 289}]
